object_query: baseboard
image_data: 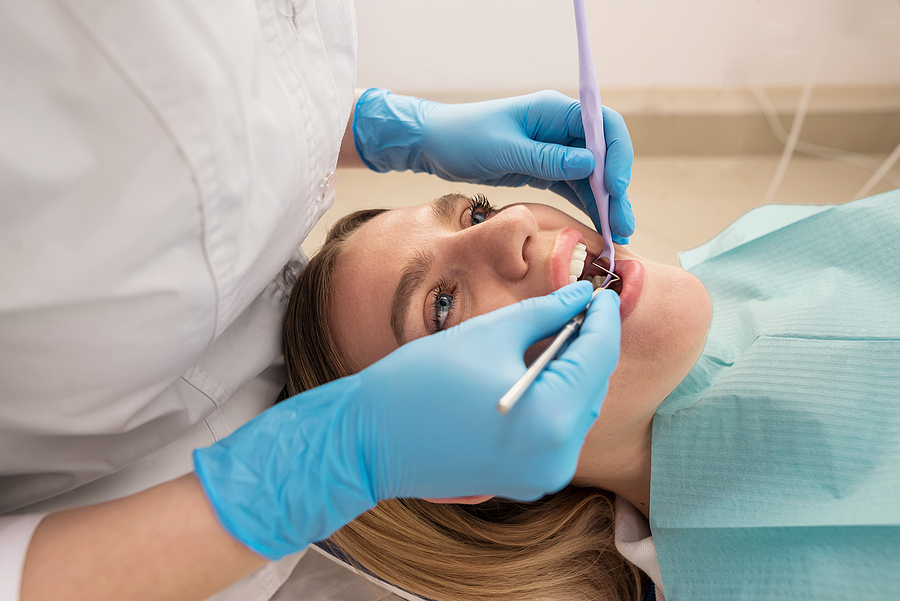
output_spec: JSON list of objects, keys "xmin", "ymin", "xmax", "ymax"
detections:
[{"xmin": 394, "ymin": 86, "xmax": 900, "ymax": 155}]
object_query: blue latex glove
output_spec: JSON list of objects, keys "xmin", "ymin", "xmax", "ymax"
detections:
[
  {"xmin": 194, "ymin": 283, "xmax": 620, "ymax": 559},
  {"xmin": 353, "ymin": 88, "xmax": 635, "ymax": 243}
]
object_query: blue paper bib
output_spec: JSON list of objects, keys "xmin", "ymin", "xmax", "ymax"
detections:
[{"xmin": 651, "ymin": 190, "xmax": 900, "ymax": 600}]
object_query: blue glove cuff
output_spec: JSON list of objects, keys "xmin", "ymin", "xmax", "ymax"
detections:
[
  {"xmin": 193, "ymin": 448, "xmax": 285, "ymax": 560},
  {"xmin": 193, "ymin": 376, "xmax": 378, "ymax": 560},
  {"xmin": 353, "ymin": 88, "xmax": 431, "ymax": 174}
]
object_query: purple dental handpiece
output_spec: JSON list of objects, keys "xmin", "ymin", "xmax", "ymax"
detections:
[
  {"xmin": 496, "ymin": 1, "xmax": 619, "ymax": 416},
  {"xmin": 574, "ymin": 0, "xmax": 615, "ymax": 284}
]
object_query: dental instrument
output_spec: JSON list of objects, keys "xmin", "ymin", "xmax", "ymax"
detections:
[
  {"xmin": 497, "ymin": 0, "xmax": 619, "ymax": 415},
  {"xmin": 497, "ymin": 286, "xmax": 606, "ymax": 415},
  {"xmin": 574, "ymin": 0, "xmax": 616, "ymax": 285}
]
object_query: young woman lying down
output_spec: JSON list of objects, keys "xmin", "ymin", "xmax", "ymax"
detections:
[{"xmin": 282, "ymin": 190, "xmax": 900, "ymax": 601}]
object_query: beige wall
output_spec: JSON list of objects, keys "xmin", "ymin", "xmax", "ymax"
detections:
[
  {"xmin": 355, "ymin": 0, "xmax": 900, "ymax": 94},
  {"xmin": 318, "ymin": 1, "xmax": 900, "ymax": 267}
]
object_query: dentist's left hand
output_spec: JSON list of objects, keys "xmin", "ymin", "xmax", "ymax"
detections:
[{"xmin": 353, "ymin": 88, "xmax": 635, "ymax": 243}]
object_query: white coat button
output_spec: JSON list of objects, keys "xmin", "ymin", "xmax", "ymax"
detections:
[
  {"xmin": 276, "ymin": 0, "xmax": 294, "ymax": 19},
  {"xmin": 316, "ymin": 171, "xmax": 338, "ymax": 205},
  {"xmin": 279, "ymin": 259, "xmax": 304, "ymax": 290},
  {"xmin": 276, "ymin": 0, "xmax": 301, "ymax": 37}
]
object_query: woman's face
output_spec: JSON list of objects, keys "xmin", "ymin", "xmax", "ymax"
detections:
[{"xmin": 329, "ymin": 194, "xmax": 711, "ymax": 484}]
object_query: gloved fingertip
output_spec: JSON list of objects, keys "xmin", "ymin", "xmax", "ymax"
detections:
[
  {"xmin": 610, "ymin": 288, "xmax": 622, "ymax": 309},
  {"xmin": 610, "ymin": 217, "xmax": 635, "ymax": 240},
  {"xmin": 550, "ymin": 280, "xmax": 594, "ymax": 305},
  {"xmin": 614, "ymin": 215, "xmax": 635, "ymax": 240},
  {"xmin": 605, "ymin": 166, "xmax": 632, "ymax": 199},
  {"xmin": 625, "ymin": 213, "xmax": 636, "ymax": 237},
  {"xmin": 591, "ymin": 287, "xmax": 620, "ymax": 309},
  {"xmin": 610, "ymin": 193, "xmax": 636, "ymax": 239},
  {"xmin": 612, "ymin": 234, "xmax": 630, "ymax": 245},
  {"xmin": 506, "ymin": 490, "xmax": 546, "ymax": 503},
  {"xmin": 562, "ymin": 148, "xmax": 594, "ymax": 180}
]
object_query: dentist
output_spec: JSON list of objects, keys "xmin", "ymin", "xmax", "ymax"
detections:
[{"xmin": 0, "ymin": 2, "xmax": 634, "ymax": 601}]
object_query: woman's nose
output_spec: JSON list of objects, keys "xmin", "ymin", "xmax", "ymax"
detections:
[{"xmin": 453, "ymin": 205, "xmax": 536, "ymax": 281}]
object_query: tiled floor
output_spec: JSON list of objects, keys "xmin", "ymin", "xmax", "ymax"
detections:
[{"xmin": 303, "ymin": 153, "xmax": 897, "ymax": 267}]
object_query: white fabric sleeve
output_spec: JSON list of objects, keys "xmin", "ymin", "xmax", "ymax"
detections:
[
  {"xmin": 613, "ymin": 496, "xmax": 666, "ymax": 601},
  {"xmin": 0, "ymin": 514, "xmax": 47, "ymax": 601}
]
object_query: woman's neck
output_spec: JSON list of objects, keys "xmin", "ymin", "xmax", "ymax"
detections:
[{"xmin": 573, "ymin": 408, "xmax": 655, "ymax": 519}]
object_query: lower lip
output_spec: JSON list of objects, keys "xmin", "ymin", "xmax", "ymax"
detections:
[{"xmin": 615, "ymin": 260, "xmax": 644, "ymax": 321}]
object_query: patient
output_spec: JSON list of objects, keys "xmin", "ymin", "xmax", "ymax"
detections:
[
  {"xmin": 283, "ymin": 190, "xmax": 900, "ymax": 601},
  {"xmin": 283, "ymin": 192, "xmax": 713, "ymax": 601}
]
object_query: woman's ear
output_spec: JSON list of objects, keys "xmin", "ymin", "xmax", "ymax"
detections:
[{"xmin": 422, "ymin": 495, "xmax": 494, "ymax": 505}]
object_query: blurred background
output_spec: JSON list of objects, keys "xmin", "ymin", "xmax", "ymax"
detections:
[{"xmin": 305, "ymin": 0, "xmax": 900, "ymax": 266}]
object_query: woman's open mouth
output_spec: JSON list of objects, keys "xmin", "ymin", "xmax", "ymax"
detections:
[
  {"xmin": 578, "ymin": 250, "xmax": 624, "ymax": 296},
  {"xmin": 556, "ymin": 232, "xmax": 623, "ymax": 295},
  {"xmin": 564, "ymin": 239, "xmax": 641, "ymax": 321}
]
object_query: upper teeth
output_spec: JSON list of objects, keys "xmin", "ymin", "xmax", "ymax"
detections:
[
  {"xmin": 569, "ymin": 243, "xmax": 615, "ymax": 290},
  {"xmin": 568, "ymin": 243, "xmax": 588, "ymax": 284}
]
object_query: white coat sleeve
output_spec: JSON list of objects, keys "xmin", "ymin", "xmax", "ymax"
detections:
[{"xmin": 0, "ymin": 514, "xmax": 46, "ymax": 601}]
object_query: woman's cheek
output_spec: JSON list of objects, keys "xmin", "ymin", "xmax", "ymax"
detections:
[{"xmin": 525, "ymin": 338, "xmax": 553, "ymax": 366}]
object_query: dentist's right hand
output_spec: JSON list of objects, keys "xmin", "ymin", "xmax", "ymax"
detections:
[{"xmin": 194, "ymin": 282, "xmax": 620, "ymax": 560}]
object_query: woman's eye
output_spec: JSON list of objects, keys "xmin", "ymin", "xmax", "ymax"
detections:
[
  {"xmin": 433, "ymin": 291, "xmax": 454, "ymax": 331},
  {"xmin": 467, "ymin": 193, "xmax": 493, "ymax": 227}
]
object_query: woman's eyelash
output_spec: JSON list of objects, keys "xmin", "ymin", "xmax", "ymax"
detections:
[
  {"xmin": 467, "ymin": 193, "xmax": 493, "ymax": 226},
  {"xmin": 427, "ymin": 195, "xmax": 491, "ymax": 333},
  {"xmin": 431, "ymin": 277, "xmax": 455, "ymax": 333}
]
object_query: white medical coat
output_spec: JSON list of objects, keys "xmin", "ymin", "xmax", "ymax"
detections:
[{"xmin": 0, "ymin": 0, "xmax": 356, "ymax": 599}]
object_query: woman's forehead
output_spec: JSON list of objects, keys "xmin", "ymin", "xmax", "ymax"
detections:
[
  {"xmin": 348, "ymin": 203, "xmax": 430, "ymax": 248},
  {"xmin": 346, "ymin": 194, "xmax": 471, "ymax": 249},
  {"xmin": 329, "ymin": 205, "xmax": 432, "ymax": 370}
]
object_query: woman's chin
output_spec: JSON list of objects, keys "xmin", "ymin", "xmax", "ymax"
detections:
[
  {"xmin": 527, "ymin": 255, "xmax": 712, "ymax": 415},
  {"xmin": 615, "ymin": 262, "xmax": 712, "ymax": 402}
]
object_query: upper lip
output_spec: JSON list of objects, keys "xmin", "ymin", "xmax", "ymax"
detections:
[{"xmin": 551, "ymin": 229, "xmax": 585, "ymax": 290}]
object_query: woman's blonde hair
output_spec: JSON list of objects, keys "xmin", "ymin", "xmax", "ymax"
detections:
[{"xmin": 283, "ymin": 206, "xmax": 646, "ymax": 601}]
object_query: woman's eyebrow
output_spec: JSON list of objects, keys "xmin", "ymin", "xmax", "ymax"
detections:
[
  {"xmin": 390, "ymin": 249, "xmax": 435, "ymax": 345},
  {"xmin": 430, "ymin": 193, "xmax": 464, "ymax": 225},
  {"xmin": 388, "ymin": 194, "xmax": 465, "ymax": 343}
]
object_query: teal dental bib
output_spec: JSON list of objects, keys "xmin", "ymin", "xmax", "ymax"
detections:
[{"xmin": 651, "ymin": 190, "xmax": 900, "ymax": 600}]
